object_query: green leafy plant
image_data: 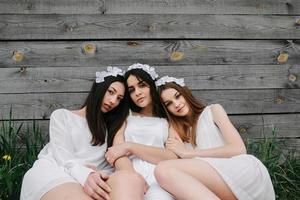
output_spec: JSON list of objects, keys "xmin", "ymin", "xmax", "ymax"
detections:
[
  {"xmin": 0, "ymin": 109, "xmax": 46, "ymax": 200},
  {"xmin": 246, "ymin": 128, "xmax": 300, "ymax": 199}
]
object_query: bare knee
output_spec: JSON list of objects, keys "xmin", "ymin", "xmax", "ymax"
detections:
[
  {"xmin": 108, "ymin": 170, "xmax": 145, "ymax": 200},
  {"xmin": 155, "ymin": 161, "xmax": 177, "ymax": 185},
  {"xmin": 109, "ymin": 170, "xmax": 144, "ymax": 186}
]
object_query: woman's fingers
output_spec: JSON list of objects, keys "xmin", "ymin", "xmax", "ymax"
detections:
[{"xmin": 95, "ymin": 172, "xmax": 111, "ymax": 193}]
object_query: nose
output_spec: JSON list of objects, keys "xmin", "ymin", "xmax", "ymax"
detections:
[
  {"xmin": 109, "ymin": 96, "xmax": 117, "ymax": 106},
  {"xmin": 135, "ymin": 88, "xmax": 142, "ymax": 96},
  {"xmin": 174, "ymin": 100, "xmax": 180, "ymax": 108}
]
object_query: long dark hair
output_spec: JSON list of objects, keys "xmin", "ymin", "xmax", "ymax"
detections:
[
  {"xmin": 83, "ymin": 75, "xmax": 129, "ymax": 147},
  {"xmin": 158, "ymin": 82, "xmax": 206, "ymax": 146},
  {"xmin": 124, "ymin": 69, "xmax": 166, "ymax": 118}
]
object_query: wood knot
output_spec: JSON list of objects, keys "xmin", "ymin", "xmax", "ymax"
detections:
[
  {"xmin": 127, "ymin": 41, "xmax": 139, "ymax": 47},
  {"xmin": 148, "ymin": 23, "xmax": 157, "ymax": 32},
  {"xmin": 277, "ymin": 53, "xmax": 289, "ymax": 64},
  {"xmin": 238, "ymin": 127, "xmax": 247, "ymax": 134},
  {"xmin": 275, "ymin": 96, "xmax": 285, "ymax": 104},
  {"xmin": 288, "ymin": 74, "xmax": 297, "ymax": 82},
  {"xmin": 295, "ymin": 19, "xmax": 300, "ymax": 25},
  {"xmin": 12, "ymin": 51, "xmax": 24, "ymax": 62},
  {"xmin": 82, "ymin": 43, "xmax": 97, "ymax": 54},
  {"xmin": 170, "ymin": 51, "xmax": 184, "ymax": 62},
  {"xmin": 19, "ymin": 66, "xmax": 27, "ymax": 74}
]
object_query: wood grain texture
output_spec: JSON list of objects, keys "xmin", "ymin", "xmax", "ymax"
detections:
[
  {"xmin": 0, "ymin": 65, "xmax": 299, "ymax": 93},
  {"xmin": 2, "ymin": 114, "xmax": 299, "ymax": 141},
  {"xmin": 0, "ymin": 90, "xmax": 299, "ymax": 119},
  {"xmin": 1, "ymin": 14, "xmax": 300, "ymax": 40},
  {"xmin": 0, "ymin": 0, "xmax": 105, "ymax": 14},
  {"xmin": 1, "ymin": 40, "xmax": 299, "ymax": 67},
  {"xmin": 1, "ymin": 0, "xmax": 300, "ymax": 15},
  {"xmin": 106, "ymin": 0, "xmax": 300, "ymax": 15}
]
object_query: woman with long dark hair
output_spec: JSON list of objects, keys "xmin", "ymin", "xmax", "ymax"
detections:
[
  {"xmin": 105, "ymin": 64, "xmax": 177, "ymax": 200},
  {"xmin": 21, "ymin": 67, "xmax": 146, "ymax": 200},
  {"xmin": 154, "ymin": 76, "xmax": 275, "ymax": 200}
]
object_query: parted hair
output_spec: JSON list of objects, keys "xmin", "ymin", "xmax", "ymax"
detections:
[{"xmin": 158, "ymin": 82, "xmax": 206, "ymax": 146}]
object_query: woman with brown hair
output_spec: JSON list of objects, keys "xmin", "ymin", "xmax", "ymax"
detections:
[{"xmin": 155, "ymin": 76, "xmax": 275, "ymax": 200}]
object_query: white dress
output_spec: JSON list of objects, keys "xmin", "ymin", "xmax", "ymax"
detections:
[
  {"xmin": 20, "ymin": 109, "xmax": 113, "ymax": 200},
  {"xmin": 124, "ymin": 113, "xmax": 174, "ymax": 200},
  {"xmin": 188, "ymin": 105, "xmax": 275, "ymax": 200}
]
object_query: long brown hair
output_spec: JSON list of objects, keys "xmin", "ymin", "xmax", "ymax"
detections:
[{"xmin": 158, "ymin": 82, "xmax": 206, "ymax": 146}]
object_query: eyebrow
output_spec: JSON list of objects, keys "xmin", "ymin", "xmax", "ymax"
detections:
[{"xmin": 110, "ymin": 86, "xmax": 117, "ymax": 93}]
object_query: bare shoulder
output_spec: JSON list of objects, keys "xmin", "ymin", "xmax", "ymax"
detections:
[{"xmin": 210, "ymin": 104, "xmax": 229, "ymax": 123}]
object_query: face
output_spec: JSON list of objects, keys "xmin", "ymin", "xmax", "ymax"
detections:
[
  {"xmin": 101, "ymin": 81, "xmax": 125, "ymax": 113},
  {"xmin": 127, "ymin": 75, "xmax": 152, "ymax": 108},
  {"xmin": 161, "ymin": 88, "xmax": 190, "ymax": 117}
]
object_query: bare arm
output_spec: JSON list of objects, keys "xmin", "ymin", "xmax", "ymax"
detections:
[
  {"xmin": 107, "ymin": 124, "xmax": 178, "ymax": 165},
  {"xmin": 106, "ymin": 123, "xmax": 135, "ymax": 171}
]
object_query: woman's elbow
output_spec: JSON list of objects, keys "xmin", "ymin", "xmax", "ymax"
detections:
[{"xmin": 238, "ymin": 145, "xmax": 247, "ymax": 155}]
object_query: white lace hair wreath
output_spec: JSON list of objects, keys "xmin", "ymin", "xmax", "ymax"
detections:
[
  {"xmin": 155, "ymin": 76, "xmax": 185, "ymax": 87},
  {"xmin": 95, "ymin": 66, "xmax": 124, "ymax": 83},
  {"xmin": 127, "ymin": 63, "xmax": 159, "ymax": 80}
]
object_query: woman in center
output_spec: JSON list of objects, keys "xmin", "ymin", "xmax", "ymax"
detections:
[{"xmin": 105, "ymin": 63, "xmax": 177, "ymax": 200}]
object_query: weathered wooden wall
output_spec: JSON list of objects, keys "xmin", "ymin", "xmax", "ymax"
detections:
[{"xmin": 0, "ymin": 0, "xmax": 299, "ymax": 150}]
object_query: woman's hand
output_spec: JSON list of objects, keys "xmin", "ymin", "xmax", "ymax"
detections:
[
  {"xmin": 105, "ymin": 142, "xmax": 131, "ymax": 165},
  {"xmin": 84, "ymin": 171, "xmax": 111, "ymax": 200},
  {"xmin": 166, "ymin": 137, "xmax": 192, "ymax": 158}
]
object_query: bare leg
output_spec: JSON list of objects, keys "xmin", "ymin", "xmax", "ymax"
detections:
[
  {"xmin": 41, "ymin": 182, "xmax": 94, "ymax": 200},
  {"xmin": 155, "ymin": 159, "xmax": 237, "ymax": 200},
  {"xmin": 107, "ymin": 170, "xmax": 145, "ymax": 200}
]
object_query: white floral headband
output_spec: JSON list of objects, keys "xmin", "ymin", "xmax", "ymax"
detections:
[
  {"xmin": 155, "ymin": 76, "xmax": 185, "ymax": 87},
  {"xmin": 127, "ymin": 63, "xmax": 159, "ymax": 80},
  {"xmin": 95, "ymin": 66, "xmax": 124, "ymax": 83}
]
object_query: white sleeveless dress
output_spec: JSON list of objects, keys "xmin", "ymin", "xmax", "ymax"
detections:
[
  {"xmin": 20, "ymin": 109, "xmax": 112, "ymax": 200},
  {"xmin": 124, "ymin": 113, "xmax": 174, "ymax": 200},
  {"xmin": 188, "ymin": 105, "xmax": 275, "ymax": 200}
]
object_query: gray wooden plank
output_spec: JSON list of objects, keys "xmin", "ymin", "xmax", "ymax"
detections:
[
  {"xmin": 0, "ymin": 0, "xmax": 105, "ymax": 14},
  {"xmin": 106, "ymin": 0, "xmax": 300, "ymax": 15},
  {"xmin": 0, "ymin": 65, "xmax": 299, "ymax": 93},
  {"xmin": 1, "ymin": 14, "xmax": 300, "ymax": 39},
  {"xmin": 2, "ymin": 114, "xmax": 299, "ymax": 141},
  {"xmin": 1, "ymin": 40, "xmax": 299, "ymax": 67},
  {"xmin": 0, "ymin": 90, "xmax": 299, "ymax": 119},
  {"xmin": 1, "ymin": 0, "xmax": 300, "ymax": 15},
  {"xmin": 232, "ymin": 114, "xmax": 300, "ymax": 139}
]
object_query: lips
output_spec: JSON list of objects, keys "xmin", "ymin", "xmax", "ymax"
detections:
[
  {"xmin": 137, "ymin": 97, "xmax": 145, "ymax": 104},
  {"xmin": 103, "ymin": 104, "xmax": 111, "ymax": 111},
  {"xmin": 177, "ymin": 105, "xmax": 185, "ymax": 113}
]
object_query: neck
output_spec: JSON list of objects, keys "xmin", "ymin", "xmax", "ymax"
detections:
[{"xmin": 140, "ymin": 104, "xmax": 153, "ymax": 117}]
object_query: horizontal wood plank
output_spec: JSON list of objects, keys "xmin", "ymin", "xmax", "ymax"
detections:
[
  {"xmin": 1, "ymin": 40, "xmax": 299, "ymax": 67},
  {"xmin": 0, "ymin": 65, "xmax": 299, "ymax": 93},
  {"xmin": 0, "ymin": 15, "xmax": 300, "ymax": 39},
  {"xmin": 3, "ymin": 114, "xmax": 299, "ymax": 141},
  {"xmin": 106, "ymin": 0, "xmax": 300, "ymax": 15},
  {"xmin": 0, "ymin": 0, "xmax": 105, "ymax": 14},
  {"xmin": 1, "ymin": 0, "xmax": 300, "ymax": 15},
  {"xmin": 0, "ymin": 90, "xmax": 299, "ymax": 119}
]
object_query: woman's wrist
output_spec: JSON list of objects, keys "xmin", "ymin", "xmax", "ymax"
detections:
[{"xmin": 125, "ymin": 142, "xmax": 133, "ymax": 156}]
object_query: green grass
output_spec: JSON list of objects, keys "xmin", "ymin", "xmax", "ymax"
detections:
[
  {"xmin": 0, "ymin": 109, "xmax": 47, "ymax": 200},
  {"xmin": 0, "ymin": 110, "xmax": 299, "ymax": 199},
  {"xmin": 246, "ymin": 128, "xmax": 300, "ymax": 199}
]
